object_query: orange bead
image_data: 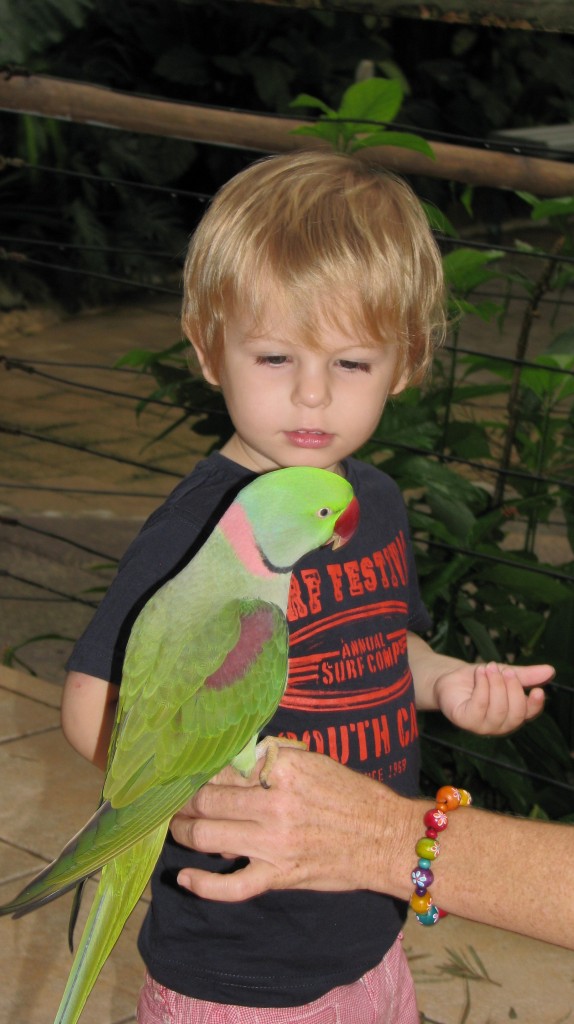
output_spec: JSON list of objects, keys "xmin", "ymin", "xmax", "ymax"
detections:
[
  {"xmin": 410, "ymin": 891, "xmax": 433, "ymax": 914},
  {"xmin": 435, "ymin": 785, "xmax": 461, "ymax": 811}
]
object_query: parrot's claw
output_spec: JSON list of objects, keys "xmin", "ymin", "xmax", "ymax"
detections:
[{"xmin": 255, "ymin": 736, "xmax": 308, "ymax": 789}]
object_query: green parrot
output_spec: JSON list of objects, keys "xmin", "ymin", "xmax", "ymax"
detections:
[{"xmin": 0, "ymin": 465, "xmax": 358, "ymax": 1024}]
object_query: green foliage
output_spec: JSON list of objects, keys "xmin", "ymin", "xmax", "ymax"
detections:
[
  {"xmin": 290, "ymin": 78, "xmax": 434, "ymax": 159},
  {"xmin": 0, "ymin": 0, "xmax": 404, "ymax": 309},
  {"xmin": 366, "ymin": 204, "xmax": 574, "ymax": 817},
  {"xmin": 1, "ymin": 633, "xmax": 75, "ymax": 674},
  {"xmin": 3, "ymin": 2, "xmax": 574, "ymax": 308},
  {"xmin": 4, "ymin": 2, "xmax": 574, "ymax": 818},
  {"xmin": 437, "ymin": 945, "xmax": 500, "ymax": 986},
  {"xmin": 116, "ymin": 343, "xmax": 231, "ymax": 445},
  {"xmin": 0, "ymin": 0, "xmax": 92, "ymax": 65},
  {"xmin": 117, "ymin": 180, "xmax": 574, "ymax": 820}
]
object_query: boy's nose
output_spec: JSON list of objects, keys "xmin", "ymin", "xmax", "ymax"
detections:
[{"xmin": 292, "ymin": 370, "xmax": 330, "ymax": 407}]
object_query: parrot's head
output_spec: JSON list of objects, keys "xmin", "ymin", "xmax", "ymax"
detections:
[{"xmin": 236, "ymin": 467, "xmax": 359, "ymax": 571}]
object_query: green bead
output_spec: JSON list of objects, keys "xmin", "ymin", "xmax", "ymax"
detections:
[{"xmin": 415, "ymin": 837, "xmax": 440, "ymax": 861}]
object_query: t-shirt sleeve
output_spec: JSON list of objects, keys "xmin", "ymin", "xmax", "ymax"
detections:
[
  {"xmin": 406, "ymin": 529, "xmax": 432, "ymax": 635},
  {"xmin": 66, "ymin": 506, "xmax": 203, "ymax": 684}
]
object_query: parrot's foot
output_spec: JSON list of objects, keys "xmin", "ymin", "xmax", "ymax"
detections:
[{"xmin": 255, "ymin": 736, "xmax": 308, "ymax": 789}]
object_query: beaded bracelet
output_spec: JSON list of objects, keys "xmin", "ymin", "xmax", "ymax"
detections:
[{"xmin": 410, "ymin": 785, "xmax": 472, "ymax": 926}]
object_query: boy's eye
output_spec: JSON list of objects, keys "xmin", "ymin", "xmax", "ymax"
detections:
[
  {"xmin": 338, "ymin": 359, "xmax": 372, "ymax": 373},
  {"xmin": 255, "ymin": 355, "xmax": 289, "ymax": 366}
]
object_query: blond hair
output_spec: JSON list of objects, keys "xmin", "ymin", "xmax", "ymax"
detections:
[{"xmin": 182, "ymin": 150, "xmax": 446, "ymax": 387}]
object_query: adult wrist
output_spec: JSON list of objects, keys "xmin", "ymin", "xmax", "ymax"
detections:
[{"xmin": 367, "ymin": 786, "xmax": 432, "ymax": 899}]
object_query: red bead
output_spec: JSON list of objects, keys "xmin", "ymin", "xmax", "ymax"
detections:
[
  {"xmin": 423, "ymin": 807, "xmax": 448, "ymax": 832},
  {"xmin": 425, "ymin": 827, "xmax": 438, "ymax": 839}
]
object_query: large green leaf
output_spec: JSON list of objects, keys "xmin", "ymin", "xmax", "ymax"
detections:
[
  {"xmin": 443, "ymin": 248, "xmax": 504, "ymax": 295},
  {"xmin": 453, "ymin": 733, "xmax": 535, "ymax": 815},
  {"xmin": 352, "ymin": 131, "xmax": 435, "ymax": 160},
  {"xmin": 457, "ymin": 614, "xmax": 501, "ymax": 662},
  {"xmin": 419, "ymin": 553, "xmax": 477, "ymax": 605},
  {"xmin": 422, "ymin": 202, "xmax": 459, "ymax": 238},
  {"xmin": 337, "ymin": 77, "xmax": 403, "ymax": 125},
  {"xmin": 290, "ymin": 93, "xmax": 336, "ymax": 117},
  {"xmin": 443, "ymin": 421, "xmax": 492, "ymax": 459},
  {"xmin": 478, "ymin": 605, "xmax": 543, "ymax": 641},
  {"xmin": 427, "ymin": 491, "xmax": 476, "ymax": 543},
  {"xmin": 529, "ymin": 196, "xmax": 574, "ymax": 222},
  {"xmin": 476, "ymin": 564, "xmax": 572, "ymax": 606},
  {"xmin": 386, "ymin": 455, "xmax": 489, "ymax": 512},
  {"xmin": 408, "ymin": 510, "xmax": 461, "ymax": 544}
]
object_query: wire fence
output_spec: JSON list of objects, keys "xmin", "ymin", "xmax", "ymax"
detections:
[
  {"xmin": 2, "ymin": 155, "xmax": 573, "ymax": 572},
  {"xmin": 1, "ymin": 115, "xmax": 573, "ymax": 809}
]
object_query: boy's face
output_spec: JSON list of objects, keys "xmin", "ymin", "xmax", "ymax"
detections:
[{"xmin": 194, "ymin": 304, "xmax": 405, "ymax": 475}]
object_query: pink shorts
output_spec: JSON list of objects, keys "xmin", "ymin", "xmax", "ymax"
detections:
[{"xmin": 136, "ymin": 933, "xmax": 418, "ymax": 1024}]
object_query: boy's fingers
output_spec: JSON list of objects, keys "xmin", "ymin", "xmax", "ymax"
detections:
[
  {"xmin": 483, "ymin": 662, "xmax": 511, "ymax": 726},
  {"xmin": 524, "ymin": 686, "xmax": 546, "ymax": 719},
  {"xmin": 514, "ymin": 664, "xmax": 555, "ymax": 687},
  {"xmin": 470, "ymin": 664, "xmax": 490, "ymax": 721}
]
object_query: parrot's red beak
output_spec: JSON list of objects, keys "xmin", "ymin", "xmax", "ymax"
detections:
[{"xmin": 330, "ymin": 496, "xmax": 360, "ymax": 550}]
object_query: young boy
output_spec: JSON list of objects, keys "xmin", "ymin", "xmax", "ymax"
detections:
[{"xmin": 63, "ymin": 150, "xmax": 550, "ymax": 1023}]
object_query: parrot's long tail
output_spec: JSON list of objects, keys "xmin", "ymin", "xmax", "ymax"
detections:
[
  {"xmin": 54, "ymin": 822, "xmax": 167, "ymax": 1024},
  {"xmin": 0, "ymin": 774, "xmax": 201, "ymax": 918}
]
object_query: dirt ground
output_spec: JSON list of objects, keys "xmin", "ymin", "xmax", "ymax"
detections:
[{"xmin": 0, "ymin": 298, "xmax": 205, "ymax": 681}]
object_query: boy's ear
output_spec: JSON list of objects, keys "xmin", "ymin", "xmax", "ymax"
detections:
[
  {"xmin": 191, "ymin": 341, "xmax": 219, "ymax": 386},
  {"xmin": 390, "ymin": 368, "xmax": 410, "ymax": 396}
]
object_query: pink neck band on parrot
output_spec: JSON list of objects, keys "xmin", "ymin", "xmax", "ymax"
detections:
[{"xmin": 219, "ymin": 503, "xmax": 276, "ymax": 578}]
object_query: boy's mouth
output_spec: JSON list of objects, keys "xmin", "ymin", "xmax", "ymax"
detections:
[{"xmin": 285, "ymin": 430, "xmax": 333, "ymax": 449}]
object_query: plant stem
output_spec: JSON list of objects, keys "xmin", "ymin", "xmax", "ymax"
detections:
[
  {"xmin": 493, "ymin": 239, "xmax": 563, "ymax": 507},
  {"xmin": 439, "ymin": 321, "xmax": 460, "ymax": 455},
  {"xmin": 524, "ymin": 397, "xmax": 552, "ymax": 556}
]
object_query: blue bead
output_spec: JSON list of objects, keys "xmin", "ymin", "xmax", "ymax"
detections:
[
  {"xmin": 418, "ymin": 858, "xmax": 431, "ymax": 870},
  {"xmin": 416, "ymin": 905, "xmax": 440, "ymax": 926}
]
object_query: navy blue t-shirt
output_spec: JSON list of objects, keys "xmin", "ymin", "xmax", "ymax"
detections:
[{"xmin": 67, "ymin": 452, "xmax": 430, "ymax": 1007}]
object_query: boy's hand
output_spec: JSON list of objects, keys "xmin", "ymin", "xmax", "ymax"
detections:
[{"xmin": 434, "ymin": 661, "xmax": 553, "ymax": 735}]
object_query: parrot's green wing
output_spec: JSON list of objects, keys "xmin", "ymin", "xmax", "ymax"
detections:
[
  {"xmin": 106, "ymin": 595, "xmax": 288, "ymax": 802},
  {"xmin": 1, "ymin": 597, "xmax": 288, "ymax": 917}
]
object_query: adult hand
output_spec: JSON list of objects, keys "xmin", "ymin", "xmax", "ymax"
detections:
[
  {"xmin": 170, "ymin": 742, "xmax": 574, "ymax": 949},
  {"xmin": 171, "ymin": 748, "xmax": 412, "ymax": 902}
]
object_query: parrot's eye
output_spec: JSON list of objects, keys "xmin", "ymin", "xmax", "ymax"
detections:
[{"xmin": 317, "ymin": 507, "xmax": 332, "ymax": 518}]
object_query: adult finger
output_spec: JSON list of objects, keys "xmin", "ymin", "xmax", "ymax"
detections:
[{"xmin": 177, "ymin": 860, "xmax": 283, "ymax": 903}]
